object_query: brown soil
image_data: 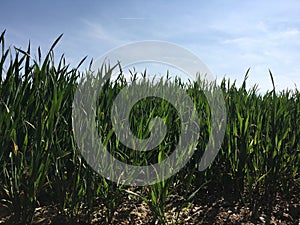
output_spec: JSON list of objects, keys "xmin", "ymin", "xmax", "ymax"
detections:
[{"xmin": 0, "ymin": 186, "xmax": 299, "ymax": 225}]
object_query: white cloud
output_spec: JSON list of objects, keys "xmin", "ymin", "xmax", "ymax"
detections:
[
  {"xmin": 80, "ymin": 19, "xmax": 126, "ymax": 46},
  {"xmin": 7, "ymin": 0, "xmax": 294, "ymax": 92}
]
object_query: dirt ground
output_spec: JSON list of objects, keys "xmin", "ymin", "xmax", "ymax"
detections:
[{"xmin": 0, "ymin": 186, "xmax": 299, "ymax": 225}]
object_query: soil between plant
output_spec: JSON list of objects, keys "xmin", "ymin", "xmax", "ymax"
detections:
[{"xmin": 0, "ymin": 185, "xmax": 299, "ymax": 225}]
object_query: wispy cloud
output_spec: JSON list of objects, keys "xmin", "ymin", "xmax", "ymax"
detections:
[
  {"xmin": 119, "ymin": 17, "xmax": 146, "ymax": 20},
  {"xmin": 81, "ymin": 19, "xmax": 126, "ymax": 46},
  {"xmin": 2, "ymin": 0, "xmax": 299, "ymax": 91}
]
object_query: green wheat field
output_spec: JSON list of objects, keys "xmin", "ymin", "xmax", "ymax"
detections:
[{"xmin": 0, "ymin": 31, "xmax": 299, "ymax": 224}]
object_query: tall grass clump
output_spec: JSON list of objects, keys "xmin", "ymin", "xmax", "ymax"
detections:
[
  {"xmin": 0, "ymin": 31, "xmax": 85, "ymax": 224},
  {"xmin": 216, "ymin": 70, "xmax": 300, "ymax": 204}
]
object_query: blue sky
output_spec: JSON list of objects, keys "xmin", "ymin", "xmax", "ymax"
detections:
[{"xmin": 1, "ymin": 0, "xmax": 300, "ymax": 92}]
